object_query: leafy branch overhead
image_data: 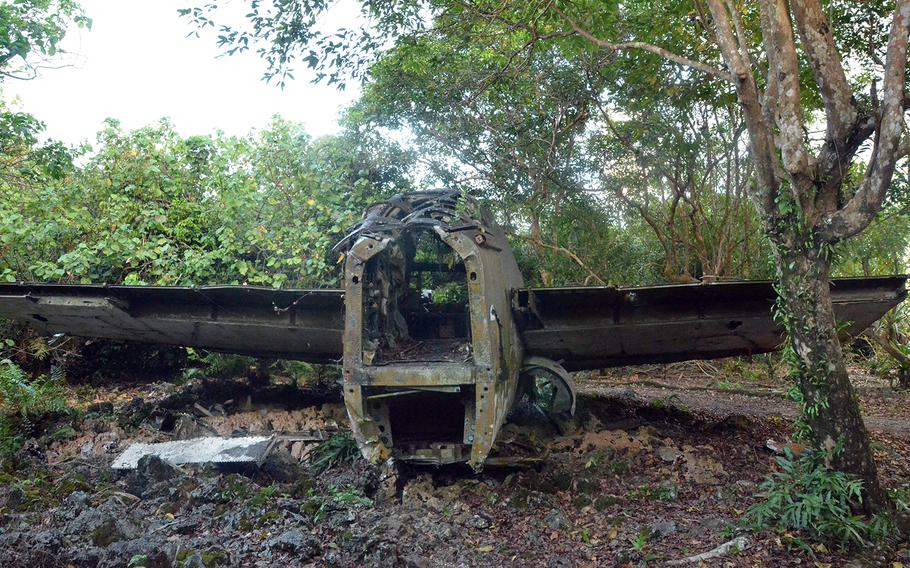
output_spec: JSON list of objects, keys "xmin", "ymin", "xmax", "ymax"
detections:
[{"xmin": 0, "ymin": 0, "xmax": 91, "ymax": 81}]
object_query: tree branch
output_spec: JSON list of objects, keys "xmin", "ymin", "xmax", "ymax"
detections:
[
  {"xmin": 760, "ymin": 0, "xmax": 815, "ymax": 216},
  {"xmin": 550, "ymin": 4, "xmax": 735, "ymax": 83},
  {"xmin": 790, "ymin": 0, "xmax": 857, "ymax": 144},
  {"xmin": 822, "ymin": 0, "xmax": 910, "ymax": 242},
  {"xmin": 705, "ymin": 0, "xmax": 780, "ymax": 225}
]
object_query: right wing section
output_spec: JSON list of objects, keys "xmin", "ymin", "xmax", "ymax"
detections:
[
  {"xmin": 0, "ymin": 284, "xmax": 344, "ymax": 363},
  {"xmin": 514, "ymin": 276, "xmax": 907, "ymax": 371}
]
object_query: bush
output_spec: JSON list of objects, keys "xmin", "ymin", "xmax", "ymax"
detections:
[
  {"xmin": 0, "ymin": 358, "xmax": 70, "ymax": 459},
  {"xmin": 747, "ymin": 448, "xmax": 892, "ymax": 548},
  {"xmin": 310, "ymin": 431, "xmax": 360, "ymax": 475},
  {"xmin": 0, "ymin": 358, "xmax": 67, "ymax": 416}
]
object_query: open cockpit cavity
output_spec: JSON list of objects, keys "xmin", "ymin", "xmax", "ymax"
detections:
[{"xmin": 361, "ymin": 228, "xmax": 471, "ymax": 365}]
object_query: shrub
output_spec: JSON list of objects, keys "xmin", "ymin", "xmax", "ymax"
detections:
[
  {"xmin": 0, "ymin": 358, "xmax": 67, "ymax": 416},
  {"xmin": 747, "ymin": 448, "xmax": 892, "ymax": 548},
  {"xmin": 310, "ymin": 431, "xmax": 360, "ymax": 474}
]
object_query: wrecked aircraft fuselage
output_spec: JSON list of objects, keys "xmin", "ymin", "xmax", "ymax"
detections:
[
  {"xmin": 0, "ymin": 190, "xmax": 906, "ymax": 471},
  {"xmin": 338, "ymin": 191, "xmax": 529, "ymax": 469}
]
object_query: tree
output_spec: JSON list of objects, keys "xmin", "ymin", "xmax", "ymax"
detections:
[
  {"xmin": 0, "ymin": 0, "xmax": 90, "ymax": 81},
  {"xmin": 686, "ymin": 0, "xmax": 908, "ymax": 511},
  {"xmin": 0, "ymin": 116, "xmax": 414, "ymax": 287}
]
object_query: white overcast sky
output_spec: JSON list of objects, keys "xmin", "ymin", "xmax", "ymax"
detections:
[{"xmin": 2, "ymin": 0, "xmax": 361, "ymax": 146}]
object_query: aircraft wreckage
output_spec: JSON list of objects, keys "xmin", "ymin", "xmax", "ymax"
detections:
[{"xmin": 0, "ymin": 190, "xmax": 906, "ymax": 470}]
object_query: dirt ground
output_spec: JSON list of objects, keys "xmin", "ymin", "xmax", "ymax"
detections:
[{"xmin": 1, "ymin": 361, "xmax": 910, "ymax": 567}]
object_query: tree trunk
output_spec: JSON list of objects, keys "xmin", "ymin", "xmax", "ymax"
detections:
[{"xmin": 777, "ymin": 242, "xmax": 888, "ymax": 512}]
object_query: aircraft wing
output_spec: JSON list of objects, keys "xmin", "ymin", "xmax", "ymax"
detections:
[
  {"xmin": 513, "ymin": 276, "xmax": 907, "ymax": 371},
  {"xmin": 0, "ymin": 283, "xmax": 344, "ymax": 363}
]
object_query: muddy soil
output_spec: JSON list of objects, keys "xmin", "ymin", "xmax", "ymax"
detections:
[{"xmin": 1, "ymin": 364, "xmax": 909, "ymax": 567}]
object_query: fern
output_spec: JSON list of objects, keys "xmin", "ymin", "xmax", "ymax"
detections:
[
  {"xmin": 0, "ymin": 359, "xmax": 68, "ymax": 416},
  {"xmin": 747, "ymin": 448, "xmax": 891, "ymax": 548}
]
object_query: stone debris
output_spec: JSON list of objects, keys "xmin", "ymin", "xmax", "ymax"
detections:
[{"xmin": 111, "ymin": 435, "xmax": 276, "ymax": 469}]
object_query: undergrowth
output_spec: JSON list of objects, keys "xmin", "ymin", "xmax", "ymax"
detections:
[
  {"xmin": 0, "ymin": 358, "xmax": 70, "ymax": 458},
  {"xmin": 747, "ymin": 448, "xmax": 892, "ymax": 549},
  {"xmin": 310, "ymin": 431, "xmax": 360, "ymax": 475}
]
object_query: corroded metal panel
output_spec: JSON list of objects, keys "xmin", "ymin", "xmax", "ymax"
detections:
[
  {"xmin": 514, "ymin": 276, "xmax": 907, "ymax": 371},
  {"xmin": 0, "ymin": 284, "xmax": 344, "ymax": 363}
]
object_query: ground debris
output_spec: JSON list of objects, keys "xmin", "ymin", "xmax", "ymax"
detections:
[
  {"xmin": 666, "ymin": 535, "xmax": 751, "ymax": 564},
  {"xmin": 111, "ymin": 435, "xmax": 276, "ymax": 469},
  {"xmin": 2, "ymin": 363, "xmax": 909, "ymax": 566}
]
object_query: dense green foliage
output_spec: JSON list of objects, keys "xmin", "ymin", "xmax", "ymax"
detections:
[
  {"xmin": 0, "ymin": 0, "xmax": 91, "ymax": 80},
  {"xmin": 0, "ymin": 115, "xmax": 414, "ymax": 287},
  {"xmin": 747, "ymin": 449, "xmax": 892, "ymax": 548}
]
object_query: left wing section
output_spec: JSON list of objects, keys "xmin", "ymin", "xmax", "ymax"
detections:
[{"xmin": 0, "ymin": 284, "xmax": 344, "ymax": 363}]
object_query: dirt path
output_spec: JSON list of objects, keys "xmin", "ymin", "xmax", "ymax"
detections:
[{"xmin": 579, "ymin": 381, "xmax": 910, "ymax": 437}]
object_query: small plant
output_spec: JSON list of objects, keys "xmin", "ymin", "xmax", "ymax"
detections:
[
  {"xmin": 631, "ymin": 527, "xmax": 649, "ymax": 552},
  {"xmin": 331, "ymin": 484, "xmax": 372, "ymax": 506},
  {"xmin": 746, "ymin": 448, "xmax": 891, "ymax": 548},
  {"xmin": 579, "ymin": 527, "xmax": 592, "ymax": 545},
  {"xmin": 310, "ymin": 431, "xmax": 360, "ymax": 474},
  {"xmin": 128, "ymin": 554, "xmax": 148, "ymax": 568},
  {"xmin": 247, "ymin": 485, "xmax": 279, "ymax": 509},
  {"xmin": 629, "ymin": 484, "xmax": 675, "ymax": 502},
  {"xmin": 0, "ymin": 359, "xmax": 68, "ymax": 416},
  {"xmin": 890, "ymin": 484, "xmax": 910, "ymax": 512},
  {"xmin": 584, "ymin": 450, "xmax": 604, "ymax": 469}
]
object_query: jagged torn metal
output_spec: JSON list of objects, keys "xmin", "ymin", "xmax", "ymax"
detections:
[{"xmin": 111, "ymin": 435, "xmax": 277, "ymax": 469}]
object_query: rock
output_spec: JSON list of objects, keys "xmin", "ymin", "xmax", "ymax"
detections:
[
  {"xmin": 54, "ymin": 490, "xmax": 91, "ymax": 522},
  {"xmin": 30, "ymin": 530, "xmax": 64, "ymax": 558},
  {"xmin": 260, "ymin": 449, "xmax": 308, "ymax": 483},
  {"xmin": 657, "ymin": 445, "xmax": 684, "ymax": 463},
  {"xmin": 174, "ymin": 414, "xmax": 213, "ymax": 439},
  {"xmin": 547, "ymin": 558, "xmax": 575, "ymax": 568},
  {"xmin": 573, "ymin": 475, "xmax": 599, "ymax": 496},
  {"xmin": 190, "ymin": 479, "xmax": 220, "ymax": 503},
  {"xmin": 138, "ymin": 454, "xmax": 178, "ymax": 482},
  {"xmin": 125, "ymin": 455, "xmax": 178, "ymax": 496},
  {"xmin": 470, "ymin": 514, "xmax": 491, "ymax": 529},
  {"xmin": 64, "ymin": 497, "xmax": 144, "ymax": 546},
  {"xmin": 700, "ymin": 516, "xmax": 730, "ymax": 532},
  {"xmin": 401, "ymin": 553, "xmax": 430, "ymax": 568},
  {"xmin": 649, "ymin": 520, "xmax": 677, "ymax": 539},
  {"xmin": 593, "ymin": 495, "xmax": 622, "ymax": 511},
  {"xmin": 544, "ymin": 510, "xmax": 569, "ymax": 531},
  {"xmin": 290, "ymin": 441, "xmax": 305, "ymax": 460},
  {"xmin": 87, "ymin": 401, "xmax": 115, "ymax": 416},
  {"xmin": 98, "ymin": 538, "xmax": 178, "ymax": 568},
  {"xmin": 267, "ymin": 528, "xmax": 320, "ymax": 558},
  {"xmin": 682, "ymin": 446, "xmax": 727, "ymax": 485},
  {"xmin": 183, "ymin": 553, "xmax": 206, "ymax": 567},
  {"xmin": 1, "ymin": 486, "xmax": 26, "ymax": 511}
]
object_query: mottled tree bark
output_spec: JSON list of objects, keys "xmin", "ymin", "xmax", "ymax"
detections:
[{"xmin": 777, "ymin": 241, "xmax": 888, "ymax": 511}]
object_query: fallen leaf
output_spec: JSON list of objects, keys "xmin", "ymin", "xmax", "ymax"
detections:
[{"xmin": 477, "ymin": 545, "xmax": 493, "ymax": 553}]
